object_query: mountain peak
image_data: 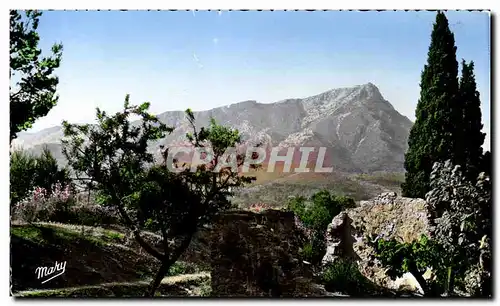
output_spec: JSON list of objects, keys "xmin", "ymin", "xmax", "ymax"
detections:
[
  {"xmin": 355, "ymin": 82, "xmax": 383, "ymax": 101},
  {"xmin": 357, "ymin": 82, "xmax": 378, "ymax": 92},
  {"xmin": 15, "ymin": 83, "xmax": 413, "ymax": 173}
]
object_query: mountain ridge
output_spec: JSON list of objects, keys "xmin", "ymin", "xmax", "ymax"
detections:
[{"xmin": 13, "ymin": 83, "xmax": 413, "ymax": 173}]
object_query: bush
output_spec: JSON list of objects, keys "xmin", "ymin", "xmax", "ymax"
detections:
[
  {"xmin": 320, "ymin": 258, "xmax": 373, "ymax": 296},
  {"xmin": 167, "ymin": 261, "xmax": 200, "ymax": 276},
  {"xmin": 369, "ymin": 234, "xmax": 445, "ymax": 296},
  {"xmin": 10, "ymin": 149, "xmax": 37, "ymax": 207},
  {"xmin": 10, "ymin": 146, "xmax": 71, "ymax": 207},
  {"xmin": 68, "ymin": 202, "xmax": 121, "ymax": 226},
  {"xmin": 12, "ymin": 183, "xmax": 73, "ymax": 223},
  {"xmin": 299, "ymin": 243, "xmax": 314, "ymax": 262},
  {"xmin": 287, "ymin": 190, "xmax": 356, "ymax": 265},
  {"xmin": 11, "ymin": 185, "xmax": 120, "ymax": 226}
]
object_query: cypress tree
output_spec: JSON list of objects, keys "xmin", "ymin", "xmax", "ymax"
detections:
[
  {"xmin": 458, "ymin": 60, "xmax": 486, "ymax": 179},
  {"xmin": 402, "ymin": 12, "xmax": 461, "ymax": 198}
]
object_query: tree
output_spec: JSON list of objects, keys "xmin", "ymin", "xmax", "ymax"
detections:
[
  {"xmin": 10, "ymin": 10, "xmax": 63, "ymax": 142},
  {"xmin": 61, "ymin": 95, "xmax": 257, "ymax": 296},
  {"xmin": 10, "ymin": 146, "xmax": 71, "ymax": 207},
  {"xmin": 10, "ymin": 149, "xmax": 37, "ymax": 206},
  {"xmin": 372, "ymin": 160, "xmax": 492, "ymax": 297},
  {"xmin": 457, "ymin": 60, "xmax": 486, "ymax": 180},
  {"xmin": 32, "ymin": 146, "xmax": 72, "ymax": 194},
  {"xmin": 402, "ymin": 11, "xmax": 461, "ymax": 198},
  {"xmin": 480, "ymin": 150, "xmax": 491, "ymax": 176}
]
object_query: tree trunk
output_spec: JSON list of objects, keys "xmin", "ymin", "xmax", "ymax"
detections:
[
  {"xmin": 144, "ymin": 260, "xmax": 171, "ymax": 297},
  {"xmin": 445, "ymin": 266, "xmax": 455, "ymax": 296},
  {"xmin": 144, "ymin": 234, "xmax": 195, "ymax": 297}
]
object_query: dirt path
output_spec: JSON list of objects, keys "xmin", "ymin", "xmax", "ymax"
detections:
[{"xmin": 13, "ymin": 272, "xmax": 210, "ymax": 297}]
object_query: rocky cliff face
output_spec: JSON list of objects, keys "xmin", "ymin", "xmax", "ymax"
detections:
[{"xmin": 13, "ymin": 83, "xmax": 412, "ymax": 172}]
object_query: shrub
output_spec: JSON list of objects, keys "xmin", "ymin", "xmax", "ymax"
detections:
[
  {"xmin": 10, "ymin": 149, "xmax": 37, "ymax": 206},
  {"xmin": 10, "ymin": 146, "xmax": 71, "ymax": 207},
  {"xmin": 320, "ymin": 258, "xmax": 373, "ymax": 296},
  {"xmin": 369, "ymin": 234, "xmax": 445, "ymax": 296},
  {"xmin": 287, "ymin": 190, "xmax": 356, "ymax": 265},
  {"xmin": 12, "ymin": 184, "xmax": 120, "ymax": 226},
  {"xmin": 12, "ymin": 183, "xmax": 73, "ymax": 223},
  {"xmin": 197, "ymin": 278, "xmax": 212, "ymax": 297},
  {"xmin": 68, "ymin": 202, "xmax": 121, "ymax": 226},
  {"xmin": 167, "ymin": 261, "xmax": 200, "ymax": 276},
  {"xmin": 299, "ymin": 243, "xmax": 314, "ymax": 262}
]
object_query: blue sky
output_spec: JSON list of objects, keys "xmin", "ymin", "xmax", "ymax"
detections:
[{"xmin": 30, "ymin": 10, "xmax": 491, "ymax": 149}]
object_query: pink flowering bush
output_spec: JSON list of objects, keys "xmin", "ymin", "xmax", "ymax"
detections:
[
  {"xmin": 249, "ymin": 202, "xmax": 272, "ymax": 213},
  {"xmin": 13, "ymin": 184, "xmax": 71, "ymax": 223},
  {"xmin": 12, "ymin": 184, "xmax": 120, "ymax": 226},
  {"xmin": 10, "ymin": 147, "xmax": 72, "ymax": 207}
]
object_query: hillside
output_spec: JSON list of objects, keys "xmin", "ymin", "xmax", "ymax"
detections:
[{"xmin": 10, "ymin": 222, "xmax": 211, "ymax": 297}]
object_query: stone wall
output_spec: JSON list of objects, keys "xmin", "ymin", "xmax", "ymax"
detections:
[{"xmin": 209, "ymin": 210, "xmax": 317, "ymax": 297}]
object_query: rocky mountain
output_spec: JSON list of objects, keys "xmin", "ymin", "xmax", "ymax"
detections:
[{"xmin": 12, "ymin": 83, "xmax": 413, "ymax": 173}]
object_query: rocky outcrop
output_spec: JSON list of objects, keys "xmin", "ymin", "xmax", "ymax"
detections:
[
  {"xmin": 322, "ymin": 192, "xmax": 431, "ymax": 291},
  {"xmin": 322, "ymin": 212, "xmax": 360, "ymax": 264},
  {"xmin": 354, "ymin": 192, "xmax": 430, "ymax": 242}
]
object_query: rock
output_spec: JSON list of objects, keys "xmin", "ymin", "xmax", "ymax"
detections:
[
  {"xmin": 322, "ymin": 212, "xmax": 360, "ymax": 265},
  {"xmin": 391, "ymin": 272, "xmax": 425, "ymax": 295},
  {"xmin": 324, "ymin": 192, "xmax": 431, "ymax": 292}
]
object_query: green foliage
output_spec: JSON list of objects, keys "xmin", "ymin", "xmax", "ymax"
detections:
[
  {"xmin": 197, "ymin": 278, "xmax": 212, "ymax": 297},
  {"xmin": 374, "ymin": 162, "xmax": 493, "ymax": 297},
  {"xmin": 60, "ymin": 95, "xmax": 255, "ymax": 296},
  {"xmin": 10, "ymin": 149, "xmax": 36, "ymax": 206},
  {"xmin": 167, "ymin": 261, "xmax": 200, "ymax": 276},
  {"xmin": 299, "ymin": 242, "xmax": 314, "ymax": 262},
  {"xmin": 288, "ymin": 190, "xmax": 356, "ymax": 264},
  {"xmin": 10, "ymin": 146, "xmax": 71, "ymax": 206},
  {"xmin": 370, "ymin": 234, "xmax": 445, "ymax": 295},
  {"xmin": 402, "ymin": 11, "xmax": 461, "ymax": 198},
  {"xmin": 10, "ymin": 10, "xmax": 63, "ymax": 142},
  {"xmin": 290, "ymin": 190, "xmax": 355, "ymax": 232},
  {"xmin": 426, "ymin": 161, "xmax": 492, "ymax": 296},
  {"xmin": 32, "ymin": 146, "xmax": 72, "ymax": 194},
  {"xmin": 372, "ymin": 235, "xmax": 442, "ymax": 279},
  {"xmin": 320, "ymin": 258, "xmax": 374, "ymax": 296},
  {"xmin": 458, "ymin": 60, "xmax": 486, "ymax": 180},
  {"xmin": 402, "ymin": 12, "xmax": 487, "ymax": 199}
]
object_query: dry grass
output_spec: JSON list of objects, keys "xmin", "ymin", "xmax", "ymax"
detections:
[
  {"xmin": 232, "ymin": 171, "xmax": 389, "ymax": 209},
  {"xmin": 11, "ymin": 221, "xmax": 213, "ymax": 298},
  {"xmin": 352, "ymin": 172, "xmax": 404, "ymax": 190},
  {"xmin": 14, "ymin": 273, "xmax": 210, "ymax": 297}
]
